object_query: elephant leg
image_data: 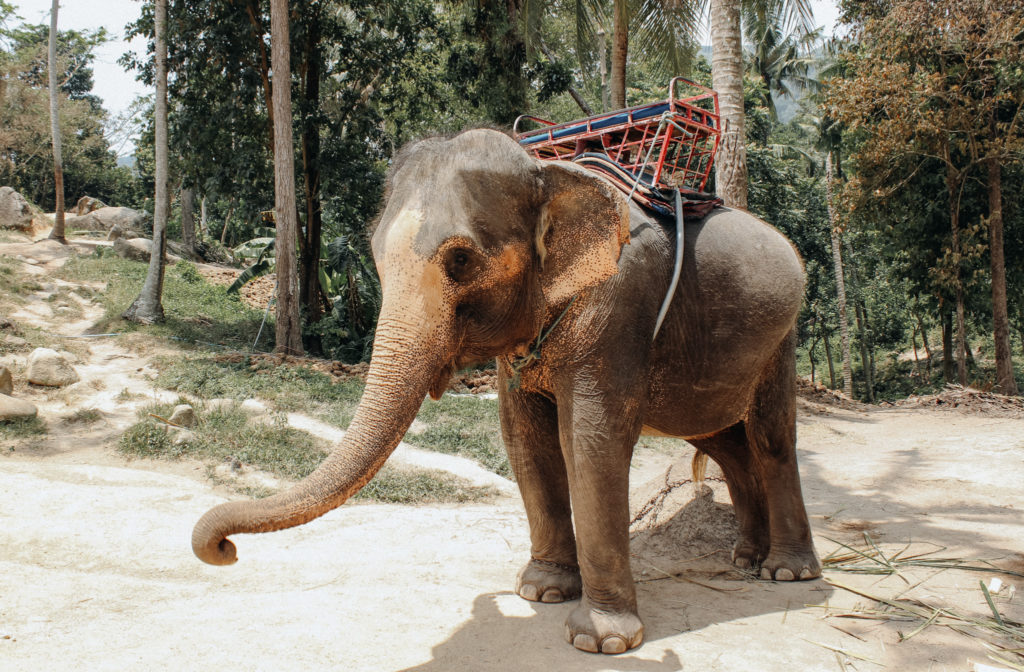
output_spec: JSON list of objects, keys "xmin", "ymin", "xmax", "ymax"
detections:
[
  {"xmin": 689, "ymin": 422, "xmax": 770, "ymax": 569},
  {"xmin": 498, "ymin": 377, "xmax": 581, "ymax": 604},
  {"xmin": 746, "ymin": 329, "xmax": 820, "ymax": 581},
  {"xmin": 557, "ymin": 384, "xmax": 644, "ymax": 655}
]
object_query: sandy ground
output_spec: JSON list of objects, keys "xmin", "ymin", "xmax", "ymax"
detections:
[{"xmin": 1, "ymin": 237, "xmax": 1023, "ymax": 672}]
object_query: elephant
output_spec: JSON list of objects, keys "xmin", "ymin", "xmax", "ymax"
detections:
[{"xmin": 192, "ymin": 128, "xmax": 820, "ymax": 654}]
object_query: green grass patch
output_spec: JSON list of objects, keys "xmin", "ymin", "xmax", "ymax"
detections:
[
  {"xmin": 120, "ymin": 402, "xmax": 327, "ymax": 479},
  {"xmin": 0, "ymin": 257, "xmax": 44, "ymax": 309},
  {"xmin": 354, "ymin": 465, "xmax": 495, "ymax": 504},
  {"xmin": 0, "ymin": 416, "xmax": 47, "ymax": 438},
  {"xmin": 59, "ymin": 253, "xmax": 273, "ymax": 350},
  {"xmin": 405, "ymin": 395, "xmax": 510, "ymax": 478},
  {"xmin": 119, "ymin": 401, "xmax": 492, "ymax": 504},
  {"xmin": 155, "ymin": 355, "xmax": 511, "ymax": 477},
  {"xmin": 156, "ymin": 355, "xmax": 364, "ymax": 422},
  {"xmin": 66, "ymin": 408, "xmax": 103, "ymax": 424}
]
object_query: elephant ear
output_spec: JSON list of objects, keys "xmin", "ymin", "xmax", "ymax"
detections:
[{"xmin": 535, "ymin": 161, "xmax": 631, "ymax": 305}]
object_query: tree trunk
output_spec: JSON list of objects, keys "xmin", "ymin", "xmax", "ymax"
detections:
[
  {"xmin": 942, "ymin": 309, "xmax": 954, "ymax": 383},
  {"xmin": 299, "ymin": 15, "xmax": 325, "ymax": 337},
  {"xmin": 826, "ymin": 153, "xmax": 853, "ymax": 398},
  {"xmin": 710, "ymin": 0, "xmax": 748, "ymax": 209},
  {"xmin": 854, "ymin": 302, "xmax": 874, "ymax": 402},
  {"xmin": 822, "ymin": 323, "xmax": 836, "ymax": 389},
  {"xmin": 123, "ymin": 0, "xmax": 168, "ymax": 324},
  {"xmin": 597, "ymin": 29, "xmax": 608, "ymax": 113},
  {"xmin": 199, "ymin": 195, "xmax": 207, "ymax": 237},
  {"xmin": 270, "ymin": 0, "xmax": 303, "ymax": 356},
  {"xmin": 181, "ymin": 186, "xmax": 196, "ymax": 254},
  {"xmin": 807, "ymin": 314, "xmax": 818, "ymax": 383},
  {"xmin": 609, "ymin": 0, "xmax": 628, "ymax": 109},
  {"xmin": 47, "ymin": 0, "xmax": 66, "ymax": 244},
  {"xmin": 948, "ymin": 169, "xmax": 968, "ymax": 386},
  {"xmin": 987, "ymin": 156, "xmax": 1018, "ymax": 395},
  {"xmin": 914, "ymin": 311, "xmax": 933, "ymax": 377}
]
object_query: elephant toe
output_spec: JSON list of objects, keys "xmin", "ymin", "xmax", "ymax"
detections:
[
  {"xmin": 565, "ymin": 600, "xmax": 643, "ymax": 655},
  {"xmin": 516, "ymin": 558, "xmax": 581, "ymax": 604}
]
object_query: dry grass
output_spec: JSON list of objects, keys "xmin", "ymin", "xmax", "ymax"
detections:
[{"xmin": 817, "ymin": 534, "xmax": 1024, "ymax": 670}]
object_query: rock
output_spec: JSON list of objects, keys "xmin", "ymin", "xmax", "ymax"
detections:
[
  {"xmin": 72, "ymin": 206, "xmax": 149, "ymax": 233},
  {"xmin": 74, "ymin": 196, "xmax": 106, "ymax": 215},
  {"xmin": 3, "ymin": 335, "xmax": 27, "ymax": 347},
  {"xmin": 0, "ymin": 187, "xmax": 36, "ymax": 231},
  {"xmin": 0, "ymin": 393, "xmax": 37, "ymax": 421},
  {"xmin": 171, "ymin": 428, "xmax": 195, "ymax": 445},
  {"xmin": 26, "ymin": 348, "xmax": 80, "ymax": 387},
  {"xmin": 113, "ymin": 237, "xmax": 180, "ymax": 264},
  {"xmin": 168, "ymin": 404, "xmax": 196, "ymax": 428},
  {"xmin": 0, "ymin": 366, "xmax": 12, "ymax": 396}
]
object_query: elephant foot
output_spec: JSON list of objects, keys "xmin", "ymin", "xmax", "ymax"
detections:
[
  {"xmin": 516, "ymin": 558, "xmax": 581, "ymax": 604},
  {"xmin": 731, "ymin": 537, "xmax": 768, "ymax": 570},
  {"xmin": 565, "ymin": 600, "xmax": 643, "ymax": 654},
  {"xmin": 759, "ymin": 547, "xmax": 821, "ymax": 581}
]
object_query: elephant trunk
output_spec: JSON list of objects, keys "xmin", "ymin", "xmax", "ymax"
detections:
[{"xmin": 192, "ymin": 305, "xmax": 448, "ymax": 566}]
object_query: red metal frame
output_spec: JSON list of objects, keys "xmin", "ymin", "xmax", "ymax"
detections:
[{"xmin": 513, "ymin": 77, "xmax": 721, "ymax": 192}]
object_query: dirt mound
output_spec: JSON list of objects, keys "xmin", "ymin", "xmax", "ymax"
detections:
[
  {"xmin": 198, "ymin": 267, "xmax": 276, "ymax": 310},
  {"xmin": 796, "ymin": 377, "xmax": 864, "ymax": 412},
  {"xmin": 884, "ymin": 384, "xmax": 1024, "ymax": 418},
  {"xmin": 213, "ymin": 352, "xmax": 369, "ymax": 381},
  {"xmin": 448, "ymin": 368, "xmax": 497, "ymax": 394}
]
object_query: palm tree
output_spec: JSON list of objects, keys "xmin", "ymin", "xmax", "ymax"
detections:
[
  {"xmin": 123, "ymin": 0, "xmax": 169, "ymax": 324},
  {"xmin": 743, "ymin": 3, "xmax": 819, "ymax": 120},
  {"xmin": 46, "ymin": 0, "xmax": 65, "ymax": 244},
  {"xmin": 269, "ymin": 0, "xmax": 302, "ymax": 355}
]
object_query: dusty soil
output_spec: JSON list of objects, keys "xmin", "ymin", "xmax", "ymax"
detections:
[{"xmin": 1, "ymin": 235, "xmax": 1023, "ymax": 672}]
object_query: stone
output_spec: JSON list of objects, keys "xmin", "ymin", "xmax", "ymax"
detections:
[
  {"xmin": 171, "ymin": 428, "xmax": 195, "ymax": 445},
  {"xmin": 71, "ymin": 206, "xmax": 149, "ymax": 233},
  {"xmin": 3, "ymin": 335, "xmax": 27, "ymax": 347},
  {"xmin": 74, "ymin": 196, "xmax": 106, "ymax": 215},
  {"xmin": 168, "ymin": 404, "xmax": 196, "ymax": 428},
  {"xmin": 113, "ymin": 237, "xmax": 180, "ymax": 264},
  {"xmin": 26, "ymin": 348, "xmax": 80, "ymax": 387},
  {"xmin": 0, "ymin": 187, "xmax": 36, "ymax": 231},
  {"xmin": 0, "ymin": 366, "xmax": 12, "ymax": 396},
  {"xmin": 0, "ymin": 393, "xmax": 37, "ymax": 421}
]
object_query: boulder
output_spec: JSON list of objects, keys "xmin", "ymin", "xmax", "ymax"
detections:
[
  {"xmin": 74, "ymin": 196, "xmax": 106, "ymax": 215},
  {"xmin": 0, "ymin": 187, "xmax": 36, "ymax": 231},
  {"xmin": 168, "ymin": 404, "xmax": 196, "ymax": 428},
  {"xmin": 26, "ymin": 348, "xmax": 80, "ymax": 387},
  {"xmin": 0, "ymin": 393, "xmax": 37, "ymax": 421},
  {"xmin": 0, "ymin": 366, "xmax": 12, "ymax": 396},
  {"xmin": 107, "ymin": 224, "xmax": 142, "ymax": 241},
  {"xmin": 114, "ymin": 237, "xmax": 180, "ymax": 264},
  {"xmin": 71, "ymin": 206, "xmax": 149, "ymax": 233}
]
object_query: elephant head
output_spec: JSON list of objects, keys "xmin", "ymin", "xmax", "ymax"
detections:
[{"xmin": 192, "ymin": 129, "xmax": 631, "ymax": 565}]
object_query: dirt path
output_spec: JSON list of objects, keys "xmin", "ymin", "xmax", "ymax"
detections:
[{"xmin": 2, "ymin": 238, "xmax": 1023, "ymax": 671}]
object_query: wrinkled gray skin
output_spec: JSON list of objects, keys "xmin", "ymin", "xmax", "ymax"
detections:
[{"xmin": 192, "ymin": 129, "xmax": 819, "ymax": 654}]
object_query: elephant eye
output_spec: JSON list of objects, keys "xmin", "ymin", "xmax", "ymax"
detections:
[{"xmin": 445, "ymin": 247, "xmax": 477, "ymax": 283}]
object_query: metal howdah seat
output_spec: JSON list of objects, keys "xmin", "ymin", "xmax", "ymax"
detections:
[{"xmin": 513, "ymin": 77, "xmax": 722, "ymax": 210}]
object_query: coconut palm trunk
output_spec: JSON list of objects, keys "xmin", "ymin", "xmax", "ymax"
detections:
[
  {"xmin": 610, "ymin": 0, "xmax": 628, "ymax": 109},
  {"xmin": 47, "ymin": 0, "xmax": 66, "ymax": 244},
  {"xmin": 123, "ymin": 0, "xmax": 169, "ymax": 324},
  {"xmin": 270, "ymin": 0, "xmax": 303, "ymax": 355},
  {"xmin": 710, "ymin": 0, "xmax": 748, "ymax": 210},
  {"xmin": 825, "ymin": 153, "xmax": 853, "ymax": 398}
]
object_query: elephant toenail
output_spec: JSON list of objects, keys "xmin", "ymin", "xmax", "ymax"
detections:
[
  {"xmin": 519, "ymin": 584, "xmax": 539, "ymax": 601},
  {"xmin": 734, "ymin": 556, "xmax": 751, "ymax": 569},
  {"xmin": 775, "ymin": 567, "xmax": 795, "ymax": 581},
  {"xmin": 760, "ymin": 567, "xmax": 772, "ymax": 580},
  {"xmin": 573, "ymin": 633, "xmax": 599, "ymax": 653},
  {"xmin": 600, "ymin": 636, "xmax": 628, "ymax": 654},
  {"xmin": 799, "ymin": 568, "xmax": 814, "ymax": 580},
  {"xmin": 541, "ymin": 588, "xmax": 563, "ymax": 603}
]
